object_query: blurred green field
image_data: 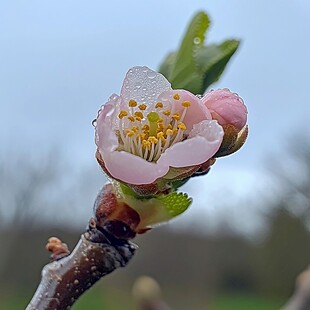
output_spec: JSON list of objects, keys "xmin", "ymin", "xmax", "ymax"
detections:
[{"xmin": 1, "ymin": 287, "xmax": 284, "ymax": 310}]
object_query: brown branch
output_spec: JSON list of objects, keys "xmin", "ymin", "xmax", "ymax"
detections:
[
  {"xmin": 26, "ymin": 183, "xmax": 138, "ymax": 310},
  {"xmin": 26, "ymin": 226, "xmax": 136, "ymax": 310},
  {"xmin": 282, "ymin": 266, "xmax": 310, "ymax": 310}
]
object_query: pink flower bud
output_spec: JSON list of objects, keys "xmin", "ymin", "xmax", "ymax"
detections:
[{"xmin": 202, "ymin": 89, "xmax": 247, "ymax": 130}]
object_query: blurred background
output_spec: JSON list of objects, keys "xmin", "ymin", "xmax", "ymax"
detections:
[{"xmin": 1, "ymin": 0, "xmax": 310, "ymax": 309}]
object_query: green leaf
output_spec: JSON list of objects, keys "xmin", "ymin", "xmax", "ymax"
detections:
[
  {"xmin": 168, "ymin": 11, "xmax": 210, "ymax": 90},
  {"xmin": 195, "ymin": 39, "xmax": 240, "ymax": 91},
  {"xmin": 158, "ymin": 11, "xmax": 240, "ymax": 94},
  {"xmin": 158, "ymin": 52, "xmax": 177, "ymax": 81}
]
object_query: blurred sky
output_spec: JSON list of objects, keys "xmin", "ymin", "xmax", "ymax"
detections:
[{"xmin": 1, "ymin": 0, "xmax": 310, "ymax": 232}]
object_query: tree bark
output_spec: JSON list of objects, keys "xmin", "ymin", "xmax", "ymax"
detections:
[{"xmin": 26, "ymin": 227, "xmax": 136, "ymax": 310}]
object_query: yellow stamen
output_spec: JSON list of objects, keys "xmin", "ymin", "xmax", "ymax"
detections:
[
  {"xmin": 137, "ymin": 133, "xmax": 146, "ymax": 140},
  {"xmin": 126, "ymin": 130, "xmax": 135, "ymax": 137},
  {"xmin": 158, "ymin": 123, "xmax": 164, "ymax": 131},
  {"xmin": 128, "ymin": 99, "xmax": 137, "ymax": 107},
  {"xmin": 172, "ymin": 113, "xmax": 181, "ymax": 121},
  {"xmin": 166, "ymin": 124, "xmax": 173, "ymax": 130},
  {"xmin": 157, "ymin": 132, "xmax": 166, "ymax": 142},
  {"xmin": 163, "ymin": 110, "xmax": 171, "ymax": 116},
  {"xmin": 132, "ymin": 126, "xmax": 139, "ymax": 133},
  {"xmin": 173, "ymin": 93, "xmax": 180, "ymax": 100},
  {"xmin": 134, "ymin": 111, "xmax": 144, "ymax": 119},
  {"xmin": 148, "ymin": 136, "xmax": 158, "ymax": 144},
  {"xmin": 166, "ymin": 129, "xmax": 174, "ymax": 135},
  {"xmin": 138, "ymin": 104, "xmax": 147, "ymax": 110},
  {"xmin": 177, "ymin": 122, "xmax": 187, "ymax": 130},
  {"xmin": 181, "ymin": 101, "xmax": 191, "ymax": 107},
  {"xmin": 142, "ymin": 140, "xmax": 151, "ymax": 149},
  {"xmin": 142, "ymin": 124, "xmax": 150, "ymax": 131},
  {"xmin": 155, "ymin": 102, "xmax": 163, "ymax": 108},
  {"xmin": 118, "ymin": 110, "xmax": 128, "ymax": 119},
  {"xmin": 135, "ymin": 116, "xmax": 142, "ymax": 122},
  {"xmin": 128, "ymin": 116, "xmax": 135, "ymax": 122}
]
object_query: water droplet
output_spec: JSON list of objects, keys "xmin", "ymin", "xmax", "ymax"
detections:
[
  {"xmin": 135, "ymin": 82, "xmax": 142, "ymax": 89},
  {"xmin": 147, "ymin": 71, "xmax": 157, "ymax": 79},
  {"xmin": 92, "ymin": 119, "xmax": 97, "ymax": 127},
  {"xmin": 193, "ymin": 37, "xmax": 201, "ymax": 45},
  {"xmin": 91, "ymin": 266, "xmax": 97, "ymax": 271},
  {"xmin": 74, "ymin": 279, "xmax": 79, "ymax": 285},
  {"xmin": 196, "ymin": 94, "xmax": 203, "ymax": 99}
]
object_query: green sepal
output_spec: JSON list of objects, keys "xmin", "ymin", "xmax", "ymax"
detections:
[
  {"xmin": 156, "ymin": 192, "xmax": 192, "ymax": 218},
  {"xmin": 119, "ymin": 189, "xmax": 192, "ymax": 229}
]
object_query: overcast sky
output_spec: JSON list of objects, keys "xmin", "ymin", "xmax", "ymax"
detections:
[{"xmin": 1, "ymin": 0, "xmax": 310, "ymax": 232}]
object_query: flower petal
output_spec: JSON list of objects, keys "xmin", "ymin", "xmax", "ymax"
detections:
[
  {"xmin": 120, "ymin": 66, "xmax": 172, "ymax": 106},
  {"xmin": 157, "ymin": 89, "xmax": 212, "ymax": 131},
  {"xmin": 157, "ymin": 120, "xmax": 223, "ymax": 167},
  {"xmin": 103, "ymin": 151, "xmax": 170, "ymax": 185},
  {"xmin": 202, "ymin": 89, "xmax": 247, "ymax": 130}
]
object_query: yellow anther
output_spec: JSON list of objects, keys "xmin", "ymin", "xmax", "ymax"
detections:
[
  {"xmin": 134, "ymin": 111, "xmax": 144, "ymax": 119},
  {"xmin": 137, "ymin": 133, "xmax": 146, "ymax": 140},
  {"xmin": 181, "ymin": 101, "xmax": 191, "ymax": 108},
  {"xmin": 157, "ymin": 132, "xmax": 166, "ymax": 142},
  {"xmin": 166, "ymin": 129, "xmax": 174, "ymax": 135},
  {"xmin": 163, "ymin": 110, "xmax": 171, "ymax": 116},
  {"xmin": 166, "ymin": 124, "xmax": 173, "ymax": 130},
  {"xmin": 126, "ymin": 130, "xmax": 135, "ymax": 137},
  {"xmin": 173, "ymin": 93, "xmax": 180, "ymax": 100},
  {"xmin": 177, "ymin": 122, "xmax": 187, "ymax": 130},
  {"xmin": 128, "ymin": 116, "xmax": 135, "ymax": 122},
  {"xmin": 128, "ymin": 99, "xmax": 137, "ymax": 107},
  {"xmin": 132, "ymin": 126, "xmax": 139, "ymax": 133},
  {"xmin": 118, "ymin": 110, "xmax": 128, "ymax": 119},
  {"xmin": 135, "ymin": 116, "xmax": 142, "ymax": 122},
  {"xmin": 158, "ymin": 117, "xmax": 163, "ymax": 123},
  {"xmin": 142, "ymin": 140, "xmax": 151, "ymax": 149},
  {"xmin": 142, "ymin": 124, "xmax": 150, "ymax": 131},
  {"xmin": 138, "ymin": 104, "xmax": 147, "ymax": 110},
  {"xmin": 148, "ymin": 136, "xmax": 158, "ymax": 144},
  {"xmin": 157, "ymin": 123, "xmax": 164, "ymax": 131},
  {"xmin": 155, "ymin": 102, "xmax": 163, "ymax": 108},
  {"xmin": 172, "ymin": 113, "xmax": 181, "ymax": 121}
]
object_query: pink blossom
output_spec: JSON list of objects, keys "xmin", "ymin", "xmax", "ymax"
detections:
[
  {"xmin": 202, "ymin": 89, "xmax": 247, "ymax": 130},
  {"xmin": 95, "ymin": 66, "xmax": 224, "ymax": 185}
]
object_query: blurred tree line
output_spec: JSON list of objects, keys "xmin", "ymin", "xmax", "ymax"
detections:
[{"xmin": 1, "ymin": 140, "xmax": 310, "ymax": 308}]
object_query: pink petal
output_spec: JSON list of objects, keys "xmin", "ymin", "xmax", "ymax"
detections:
[
  {"xmin": 103, "ymin": 151, "xmax": 170, "ymax": 185},
  {"xmin": 157, "ymin": 120, "xmax": 223, "ymax": 167},
  {"xmin": 120, "ymin": 66, "xmax": 172, "ymax": 106},
  {"xmin": 96, "ymin": 105, "xmax": 170, "ymax": 184},
  {"xmin": 157, "ymin": 89, "xmax": 212, "ymax": 131},
  {"xmin": 202, "ymin": 89, "xmax": 247, "ymax": 130}
]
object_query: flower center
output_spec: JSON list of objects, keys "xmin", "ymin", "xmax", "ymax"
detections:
[{"xmin": 116, "ymin": 93, "xmax": 191, "ymax": 162}]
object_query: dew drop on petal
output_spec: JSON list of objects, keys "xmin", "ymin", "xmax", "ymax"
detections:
[
  {"xmin": 92, "ymin": 119, "xmax": 97, "ymax": 127},
  {"xmin": 147, "ymin": 70, "xmax": 157, "ymax": 79}
]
